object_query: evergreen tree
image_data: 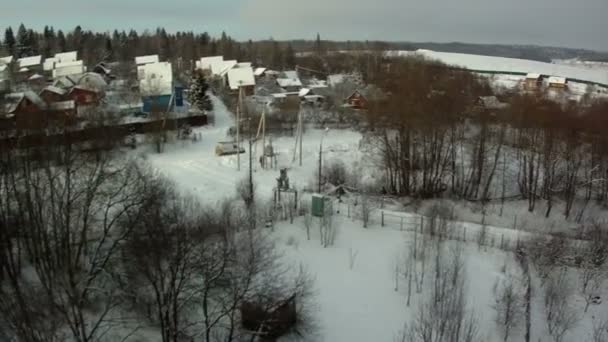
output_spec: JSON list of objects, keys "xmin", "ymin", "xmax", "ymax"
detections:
[
  {"xmin": 104, "ymin": 37, "xmax": 113, "ymax": 60},
  {"xmin": 188, "ymin": 73, "xmax": 213, "ymax": 112},
  {"xmin": 271, "ymin": 40, "xmax": 283, "ymax": 69},
  {"xmin": 42, "ymin": 26, "xmax": 56, "ymax": 57},
  {"xmin": 315, "ymin": 33, "xmax": 323, "ymax": 55},
  {"xmin": 16, "ymin": 24, "xmax": 31, "ymax": 57},
  {"xmin": 4, "ymin": 27, "xmax": 16, "ymax": 56},
  {"xmin": 57, "ymin": 30, "xmax": 67, "ymax": 52},
  {"xmin": 285, "ymin": 43, "xmax": 296, "ymax": 69}
]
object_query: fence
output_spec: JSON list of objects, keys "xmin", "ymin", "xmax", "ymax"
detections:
[{"xmin": 333, "ymin": 199, "xmax": 522, "ymax": 252}]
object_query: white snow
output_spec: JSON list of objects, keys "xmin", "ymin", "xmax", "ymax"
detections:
[
  {"xmin": 390, "ymin": 49, "xmax": 608, "ymax": 85},
  {"xmin": 135, "ymin": 54, "xmax": 160, "ymax": 65},
  {"xmin": 17, "ymin": 55, "xmax": 42, "ymax": 68},
  {"xmin": 138, "ymin": 62, "xmax": 173, "ymax": 96},
  {"xmin": 198, "ymin": 56, "xmax": 224, "ymax": 71},
  {"xmin": 54, "ymin": 51, "xmax": 78, "ymax": 64},
  {"xmin": 227, "ymin": 67, "xmax": 255, "ymax": 90},
  {"xmin": 138, "ymin": 94, "xmax": 608, "ymax": 342}
]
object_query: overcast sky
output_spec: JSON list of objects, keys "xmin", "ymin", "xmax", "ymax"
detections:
[{"xmin": 1, "ymin": 0, "xmax": 606, "ymax": 51}]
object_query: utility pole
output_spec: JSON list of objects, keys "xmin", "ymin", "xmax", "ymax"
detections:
[
  {"xmin": 236, "ymin": 86, "xmax": 242, "ymax": 171},
  {"xmin": 318, "ymin": 128, "xmax": 329, "ymax": 193},
  {"xmin": 248, "ymin": 89, "xmax": 254, "ymax": 207}
]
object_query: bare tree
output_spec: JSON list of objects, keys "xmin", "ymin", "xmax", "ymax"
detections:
[
  {"xmin": 360, "ymin": 195, "xmax": 372, "ymax": 228},
  {"xmin": 493, "ymin": 275, "xmax": 524, "ymax": 341},
  {"xmin": 591, "ymin": 316, "xmax": 608, "ymax": 342},
  {"xmin": 544, "ymin": 269, "xmax": 579, "ymax": 342},
  {"xmin": 0, "ymin": 144, "xmax": 151, "ymax": 342}
]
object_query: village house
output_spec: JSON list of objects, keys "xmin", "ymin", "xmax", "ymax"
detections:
[
  {"xmin": 345, "ymin": 90, "xmax": 368, "ymax": 110},
  {"xmin": 548, "ymin": 76, "xmax": 568, "ymax": 89},
  {"xmin": 227, "ymin": 67, "xmax": 256, "ymax": 96},
  {"xmin": 277, "ymin": 71, "xmax": 303, "ymax": 92},
  {"xmin": 524, "ymin": 73, "xmax": 542, "ymax": 90},
  {"xmin": 4, "ymin": 91, "xmax": 48, "ymax": 130},
  {"xmin": 196, "ymin": 56, "xmax": 224, "ymax": 75},
  {"xmin": 16, "ymin": 55, "xmax": 43, "ymax": 82},
  {"xmin": 39, "ymin": 85, "xmax": 68, "ymax": 103},
  {"xmin": 52, "ymin": 60, "xmax": 86, "ymax": 79},
  {"xmin": 138, "ymin": 61, "xmax": 174, "ymax": 113}
]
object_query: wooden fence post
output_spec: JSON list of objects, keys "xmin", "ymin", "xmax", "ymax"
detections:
[{"xmin": 381, "ymin": 211, "xmax": 385, "ymax": 227}]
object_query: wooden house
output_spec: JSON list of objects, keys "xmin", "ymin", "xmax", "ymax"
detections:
[
  {"xmin": 548, "ymin": 76, "xmax": 568, "ymax": 89},
  {"xmin": 69, "ymin": 86, "xmax": 103, "ymax": 106},
  {"xmin": 524, "ymin": 73, "xmax": 542, "ymax": 90},
  {"xmin": 40, "ymin": 86, "xmax": 68, "ymax": 103},
  {"xmin": 4, "ymin": 91, "xmax": 48, "ymax": 130},
  {"xmin": 345, "ymin": 90, "xmax": 368, "ymax": 110}
]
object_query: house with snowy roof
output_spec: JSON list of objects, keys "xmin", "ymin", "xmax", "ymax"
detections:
[
  {"xmin": 53, "ymin": 60, "xmax": 86, "ymax": 79},
  {"xmin": 135, "ymin": 55, "xmax": 160, "ymax": 66},
  {"xmin": 227, "ymin": 67, "xmax": 256, "ymax": 95},
  {"xmin": 138, "ymin": 62, "xmax": 174, "ymax": 113},
  {"xmin": 524, "ymin": 73, "xmax": 542, "ymax": 90},
  {"xmin": 196, "ymin": 56, "xmax": 224, "ymax": 74},
  {"xmin": 276, "ymin": 71, "xmax": 303, "ymax": 92},
  {"xmin": 548, "ymin": 76, "xmax": 568, "ymax": 89}
]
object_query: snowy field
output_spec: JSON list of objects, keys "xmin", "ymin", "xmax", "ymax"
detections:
[
  {"xmin": 389, "ymin": 49, "xmax": 608, "ymax": 85},
  {"xmin": 138, "ymin": 96, "xmax": 608, "ymax": 341}
]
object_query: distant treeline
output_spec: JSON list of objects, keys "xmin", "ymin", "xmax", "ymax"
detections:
[{"xmin": 2, "ymin": 24, "xmax": 606, "ymax": 71}]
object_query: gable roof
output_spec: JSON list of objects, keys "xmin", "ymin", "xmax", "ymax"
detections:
[
  {"xmin": 548, "ymin": 76, "xmax": 567, "ymax": 85},
  {"xmin": 41, "ymin": 85, "xmax": 68, "ymax": 96},
  {"xmin": 18, "ymin": 55, "xmax": 42, "ymax": 68},
  {"xmin": 0, "ymin": 56, "xmax": 14, "ymax": 64},
  {"xmin": 216, "ymin": 60, "xmax": 237, "ymax": 76},
  {"xmin": 199, "ymin": 56, "xmax": 224, "ymax": 70},
  {"xmin": 28, "ymin": 74, "xmax": 44, "ymax": 81},
  {"xmin": 299, "ymin": 88, "xmax": 311, "ymax": 97},
  {"xmin": 5, "ymin": 91, "xmax": 48, "ymax": 113},
  {"xmin": 277, "ymin": 77, "xmax": 303, "ymax": 88},
  {"xmin": 0, "ymin": 65, "xmax": 7, "ymax": 73},
  {"xmin": 54, "ymin": 51, "xmax": 78, "ymax": 63},
  {"xmin": 227, "ymin": 67, "xmax": 255, "ymax": 90},
  {"xmin": 254, "ymin": 67, "xmax": 267, "ymax": 76},
  {"xmin": 135, "ymin": 55, "xmax": 159, "ymax": 65},
  {"xmin": 526, "ymin": 73, "xmax": 541, "ymax": 80},
  {"xmin": 53, "ymin": 75, "xmax": 79, "ymax": 89}
]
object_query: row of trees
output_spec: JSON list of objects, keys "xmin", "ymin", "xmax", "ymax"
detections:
[
  {"xmin": 1, "ymin": 24, "xmax": 302, "ymax": 70},
  {"xmin": 0, "ymin": 141, "xmax": 314, "ymax": 342},
  {"xmin": 363, "ymin": 55, "xmax": 608, "ymax": 220}
]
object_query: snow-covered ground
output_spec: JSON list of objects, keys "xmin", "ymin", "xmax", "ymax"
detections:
[
  {"xmin": 139, "ymin": 95, "xmax": 608, "ymax": 342},
  {"xmin": 390, "ymin": 49, "xmax": 608, "ymax": 85}
]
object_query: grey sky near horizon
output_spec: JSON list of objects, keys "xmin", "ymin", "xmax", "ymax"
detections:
[{"xmin": 1, "ymin": 0, "xmax": 606, "ymax": 51}]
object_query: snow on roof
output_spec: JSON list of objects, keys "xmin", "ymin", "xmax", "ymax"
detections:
[
  {"xmin": 54, "ymin": 51, "xmax": 77, "ymax": 63},
  {"xmin": 199, "ymin": 56, "xmax": 224, "ymax": 70},
  {"xmin": 42, "ymin": 85, "xmax": 68, "ymax": 96},
  {"xmin": 139, "ymin": 62, "xmax": 173, "ymax": 96},
  {"xmin": 53, "ymin": 75, "xmax": 78, "ymax": 89},
  {"xmin": 254, "ymin": 67, "xmax": 267, "ymax": 76},
  {"xmin": 277, "ymin": 77, "xmax": 303, "ymax": 88},
  {"xmin": 227, "ymin": 67, "xmax": 255, "ymax": 90},
  {"xmin": 28, "ymin": 74, "xmax": 44, "ymax": 81},
  {"xmin": 78, "ymin": 72, "xmax": 108, "ymax": 91},
  {"xmin": 19, "ymin": 67, "xmax": 29, "ymax": 73},
  {"xmin": 9, "ymin": 91, "xmax": 48, "ymax": 110},
  {"xmin": 0, "ymin": 56, "xmax": 14, "ymax": 64},
  {"xmin": 390, "ymin": 49, "xmax": 608, "ymax": 85},
  {"xmin": 0, "ymin": 65, "xmax": 6, "ymax": 72},
  {"xmin": 280, "ymin": 70, "xmax": 298, "ymax": 79},
  {"xmin": 55, "ymin": 60, "xmax": 83, "ymax": 68},
  {"xmin": 271, "ymin": 93, "xmax": 287, "ymax": 98},
  {"xmin": 236, "ymin": 62, "xmax": 252, "ymax": 68},
  {"xmin": 526, "ymin": 73, "xmax": 541, "ymax": 80},
  {"xmin": 53, "ymin": 60, "xmax": 86, "ymax": 79},
  {"xmin": 299, "ymin": 88, "xmax": 311, "ymax": 97},
  {"xmin": 18, "ymin": 55, "xmax": 42, "ymax": 68},
  {"xmin": 48, "ymin": 100, "xmax": 75, "ymax": 111},
  {"xmin": 43, "ymin": 57, "xmax": 58, "ymax": 71},
  {"xmin": 327, "ymin": 74, "xmax": 345, "ymax": 87},
  {"xmin": 216, "ymin": 60, "xmax": 238, "ymax": 76},
  {"xmin": 135, "ymin": 55, "xmax": 160, "ymax": 65},
  {"xmin": 548, "ymin": 76, "xmax": 567, "ymax": 84}
]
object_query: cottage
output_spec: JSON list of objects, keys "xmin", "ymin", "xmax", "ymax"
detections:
[
  {"xmin": 227, "ymin": 67, "xmax": 256, "ymax": 95},
  {"xmin": 524, "ymin": 73, "xmax": 542, "ymax": 90},
  {"xmin": 276, "ymin": 71, "xmax": 303, "ymax": 92},
  {"xmin": 548, "ymin": 76, "xmax": 568, "ymax": 89},
  {"xmin": 345, "ymin": 90, "xmax": 368, "ymax": 110},
  {"xmin": 69, "ymin": 86, "xmax": 103, "ymax": 105},
  {"xmin": 214, "ymin": 60, "xmax": 237, "ymax": 77},
  {"xmin": 4, "ymin": 91, "xmax": 48, "ymax": 129},
  {"xmin": 39, "ymin": 86, "xmax": 68, "ymax": 103}
]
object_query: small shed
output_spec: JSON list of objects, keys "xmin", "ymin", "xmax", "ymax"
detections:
[
  {"xmin": 345, "ymin": 90, "xmax": 368, "ymax": 110},
  {"xmin": 215, "ymin": 141, "xmax": 245, "ymax": 156},
  {"xmin": 548, "ymin": 76, "xmax": 568, "ymax": 89},
  {"xmin": 524, "ymin": 73, "xmax": 542, "ymax": 89}
]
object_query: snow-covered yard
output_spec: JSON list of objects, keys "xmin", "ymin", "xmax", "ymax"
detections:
[{"xmin": 137, "ymin": 95, "xmax": 608, "ymax": 342}]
